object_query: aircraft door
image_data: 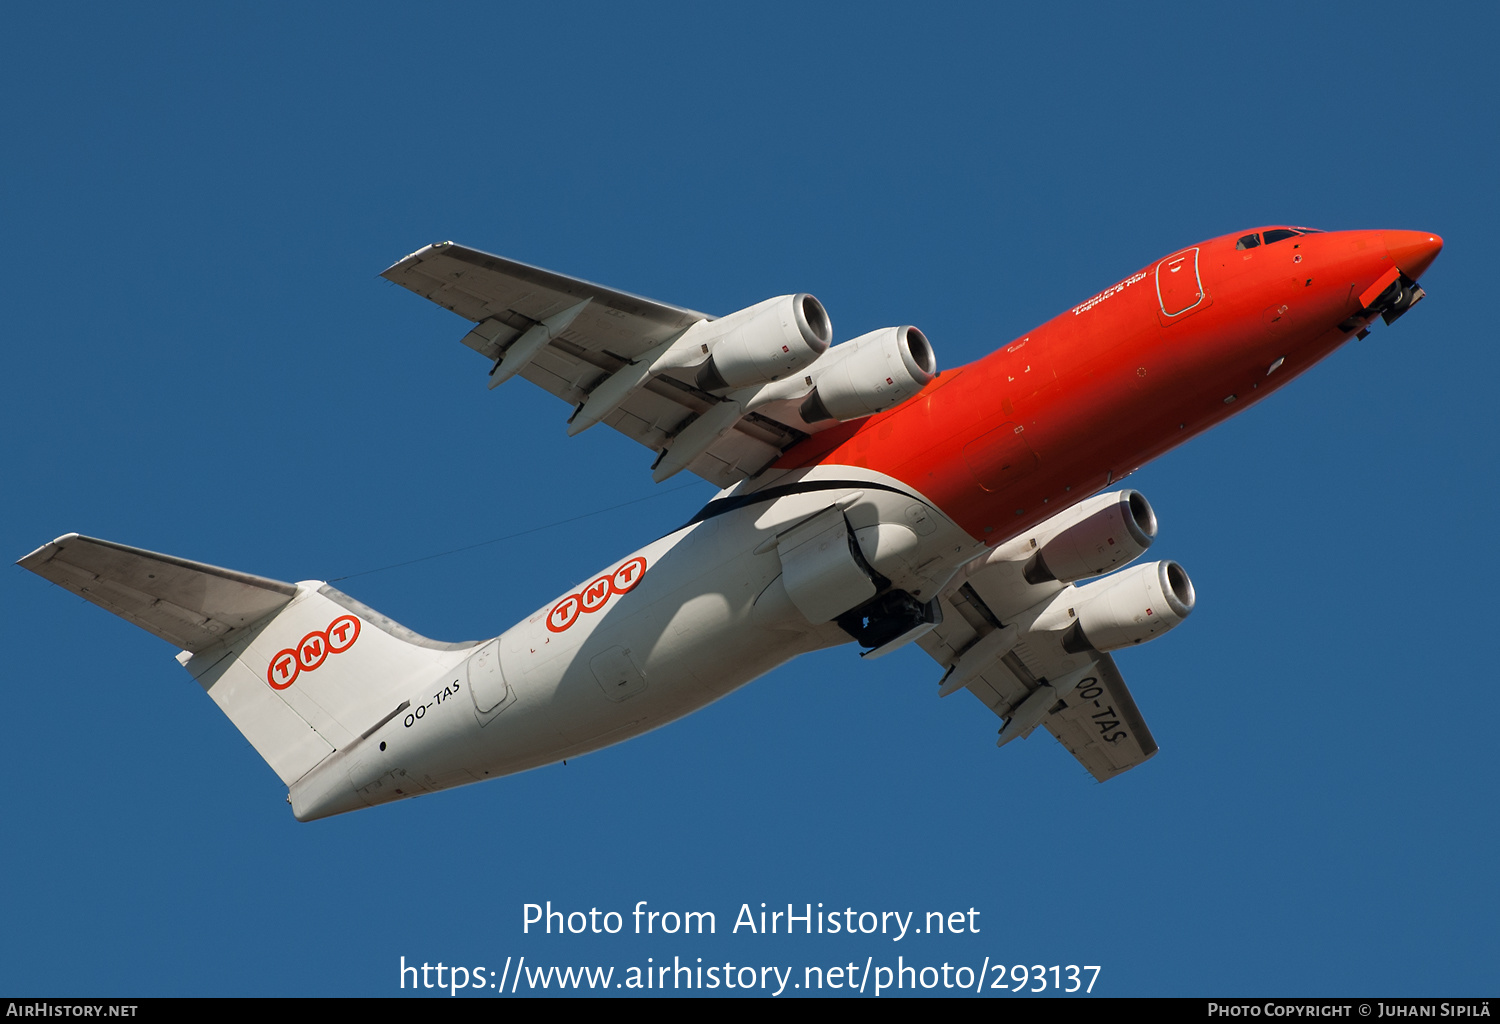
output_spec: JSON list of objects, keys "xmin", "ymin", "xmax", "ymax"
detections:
[
  {"xmin": 467, "ymin": 639, "xmax": 517, "ymax": 723},
  {"xmin": 1155, "ymin": 247, "xmax": 1208, "ymax": 321}
]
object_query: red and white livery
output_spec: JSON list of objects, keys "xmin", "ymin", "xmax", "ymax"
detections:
[{"xmin": 19, "ymin": 226, "xmax": 1443, "ymax": 819}]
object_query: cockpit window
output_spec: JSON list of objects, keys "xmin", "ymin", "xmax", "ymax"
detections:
[
  {"xmin": 1292, "ymin": 226, "xmax": 1324, "ymax": 234},
  {"xmin": 1263, "ymin": 228, "xmax": 1302, "ymax": 245},
  {"xmin": 1235, "ymin": 233, "xmax": 1261, "ymax": 250}
]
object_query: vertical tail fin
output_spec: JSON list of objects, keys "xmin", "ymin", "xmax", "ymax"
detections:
[{"xmin": 19, "ymin": 535, "xmax": 478, "ymax": 786}]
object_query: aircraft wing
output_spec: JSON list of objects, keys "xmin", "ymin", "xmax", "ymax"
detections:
[
  {"xmin": 382, "ymin": 243, "xmax": 813, "ymax": 488},
  {"xmin": 916, "ymin": 555, "xmax": 1158, "ymax": 782},
  {"xmin": 1035, "ymin": 654, "xmax": 1156, "ymax": 780}
]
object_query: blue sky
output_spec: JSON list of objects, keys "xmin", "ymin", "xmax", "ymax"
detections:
[{"xmin": 3, "ymin": 2, "xmax": 1495, "ymax": 997}]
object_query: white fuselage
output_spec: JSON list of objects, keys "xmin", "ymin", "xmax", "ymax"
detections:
[{"xmin": 290, "ymin": 468, "xmax": 985, "ymax": 820}]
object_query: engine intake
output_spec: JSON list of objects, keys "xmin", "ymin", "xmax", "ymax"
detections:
[
  {"xmin": 1023, "ymin": 489, "xmax": 1157, "ymax": 584},
  {"xmin": 799, "ymin": 326, "xmax": 937, "ymax": 423},
  {"xmin": 1060, "ymin": 560, "xmax": 1195, "ymax": 653},
  {"xmin": 693, "ymin": 294, "xmax": 832, "ymax": 392}
]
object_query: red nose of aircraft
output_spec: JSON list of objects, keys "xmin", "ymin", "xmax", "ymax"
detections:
[{"xmin": 1383, "ymin": 230, "xmax": 1444, "ymax": 280}]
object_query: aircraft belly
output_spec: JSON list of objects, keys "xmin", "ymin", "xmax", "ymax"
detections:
[
  {"xmin": 301, "ymin": 473, "xmax": 996, "ymax": 816},
  {"xmin": 467, "ymin": 486, "xmax": 961, "ymax": 777}
]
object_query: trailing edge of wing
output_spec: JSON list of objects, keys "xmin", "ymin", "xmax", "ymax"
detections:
[{"xmin": 17, "ymin": 534, "xmax": 297, "ymax": 653}]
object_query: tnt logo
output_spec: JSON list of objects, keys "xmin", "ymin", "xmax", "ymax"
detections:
[
  {"xmin": 546, "ymin": 556, "xmax": 647, "ymax": 634},
  {"xmin": 266, "ymin": 614, "xmax": 361, "ymax": 690},
  {"xmin": 548, "ymin": 595, "xmax": 581, "ymax": 633},
  {"xmin": 579, "ymin": 575, "xmax": 613, "ymax": 613}
]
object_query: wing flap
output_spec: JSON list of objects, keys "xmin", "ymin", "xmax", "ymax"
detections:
[
  {"xmin": 18, "ymin": 534, "xmax": 297, "ymax": 653},
  {"xmin": 917, "ymin": 557, "xmax": 1159, "ymax": 782}
]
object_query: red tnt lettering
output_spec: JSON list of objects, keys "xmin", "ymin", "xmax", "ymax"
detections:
[
  {"xmin": 547, "ymin": 595, "xmax": 581, "ymax": 633},
  {"xmin": 612, "ymin": 557, "xmax": 647, "ymax": 594},
  {"xmin": 267, "ymin": 650, "xmax": 300, "ymax": 690},
  {"xmin": 298, "ymin": 631, "xmax": 329, "ymax": 671},
  {"xmin": 265, "ymin": 615, "xmax": 362, "ymax": 690},
  {"xmin": 543, "ymin": 557, "xmax": 649, "ymax": 635},
  {"xmin": 580, "ymin": 576, "xmax": 613, "ymax": 613},
  {"xmin": 326, "ymin": 615, "xmax": 361, "ymax": 653}
]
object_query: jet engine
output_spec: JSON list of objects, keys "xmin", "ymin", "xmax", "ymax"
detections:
[
  {"xmin": 1023, "ymin": 489, "xmax": 1158, "ymax": 584},
  {"xmin": 693, "ymin": 294, "xmax": 833, "ymax": 392},
  {"xmin": 1054, "ymin": 560, "xmax": 1196, "ymax": 653},
  {"xmin": 798, "ymin": 326, "xmax": 937, "ymax": 423}
]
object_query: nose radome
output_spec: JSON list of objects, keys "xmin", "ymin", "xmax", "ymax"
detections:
[{"xmin": 1382, "ymin": 230, "xmax": 1443, "ymax": 280}]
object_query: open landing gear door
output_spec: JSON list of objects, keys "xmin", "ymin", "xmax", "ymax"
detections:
[{"xmin": 775, "ymin": 506, "xmax": 878, "ymax": 624}]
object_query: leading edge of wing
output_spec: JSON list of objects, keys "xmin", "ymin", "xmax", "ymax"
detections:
[{"xmin": 380, "ymin": 242, "xmax": 713, "ymax": 328}]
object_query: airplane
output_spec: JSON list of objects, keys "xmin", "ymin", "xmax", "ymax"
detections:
[{"xmin": 18, "ymin": 225, "xmax": 1442, "ymax": 820}]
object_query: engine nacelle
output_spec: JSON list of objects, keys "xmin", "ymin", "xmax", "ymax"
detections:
[
  {"xmin": 1057, "ymin": 560, "xmax": 1196, "ymax": 653},
  {"xmin": 798, "ymin": 326, "xmax": 937, "ymax": 423},
  {"xmin": 693, "ymin": 294, "xmax": 832, "ymax": 392},
  {"xmin": 1023, "ymin": 489, "xmax": 1157, "ymax": 584}
]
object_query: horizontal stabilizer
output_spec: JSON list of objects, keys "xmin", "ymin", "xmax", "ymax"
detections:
[{"xmin": 18, "ymin": 534, "xmax": 297, "ymax": 653}]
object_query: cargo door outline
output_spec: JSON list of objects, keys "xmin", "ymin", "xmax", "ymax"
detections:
[
  {"xmin": 1156, "ymin": 247, "xmax": 1209, "ymax": 322},
  {"xmin": 467, "ymin": 639, "xmax": 518, "ymax": 725}
]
